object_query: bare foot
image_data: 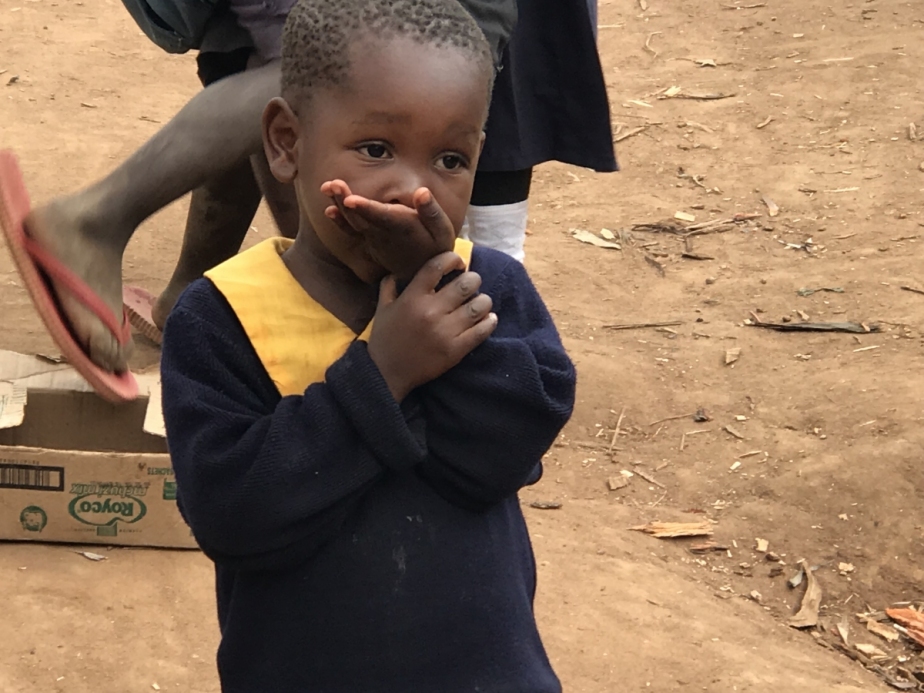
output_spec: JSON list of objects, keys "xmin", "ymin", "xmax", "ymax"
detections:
[{"xmin": 25, "ymin": 196, "xmax": 133, "ymax": 372}]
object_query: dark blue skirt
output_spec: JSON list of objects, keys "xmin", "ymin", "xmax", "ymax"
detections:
[{"xmin": 478, "ymin": 0, "xmax": 617, "ymax": 173}]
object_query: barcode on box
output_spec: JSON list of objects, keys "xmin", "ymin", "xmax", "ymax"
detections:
[{"xmin": 0, "ymin": 463, "xmax": 65, "ymax": 491}]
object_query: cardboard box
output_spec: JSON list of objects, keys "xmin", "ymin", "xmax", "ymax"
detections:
[{"xmin": 0, "ymin": 350, "xmax": 196, "ymax": 549}]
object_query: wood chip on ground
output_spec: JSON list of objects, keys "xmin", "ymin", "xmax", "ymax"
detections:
[
  {"xmin": 631, "ymin": 520, "xmax": 715, "ymax": 538},
  {"xmin": 885, "ymin": 608, "xmax": 924, "ymax": 647},
  {"xmin": 789, "ymin": 559, "xmax": 823, "ymax": 629}
]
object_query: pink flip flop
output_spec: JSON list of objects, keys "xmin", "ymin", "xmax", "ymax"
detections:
[
  {"xmin": 0, "ymin": 150, "xmax": 139, "ymax": 403},
  {"xmin": 123, "ymin": 285, "xmax": 163, "ymax": 346}
]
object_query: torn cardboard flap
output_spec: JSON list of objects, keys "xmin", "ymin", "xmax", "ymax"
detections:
[
  {"xmin": 0, "ymin": 350, "xmax": 165, "ymax": 437},
  {"xmin": 143, "ymin": 379, "xmax": 165, "ymax": 437},
  {"xmin": 0, "ymin": 381, "xmax": 27, "ymax": 429},
  {"xmin": 0, "ymin": 351, "xmax": 71, "ymax": 379}
]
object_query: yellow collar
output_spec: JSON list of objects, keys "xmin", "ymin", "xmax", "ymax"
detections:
[{"xmin": 205, "ymin": 237, "xmax": 473, "ymax": 396}]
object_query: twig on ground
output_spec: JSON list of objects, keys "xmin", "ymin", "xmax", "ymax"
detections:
[
  {"xmin": 604, "ymin": 321, "xmax": 683, "ymax": 331},
  {"xmin": 649, "ymin": 413, "xmax": 696, "ymax": 427},
  {"xmin": 615, "ymin": 124, "xmax": 658, "ymax": 142},
  {"xmin": 609, "ymin": 407, "xmax": 627, "ymax": 453}
]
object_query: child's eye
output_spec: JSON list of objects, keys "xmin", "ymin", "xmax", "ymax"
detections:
[
  {"xmin": 438, "ymin": 154, "xmax": 468, "ymax": 171},
  {"xmin": 358, "ymin": 143, "xmax": 390, "ymax": 159}
]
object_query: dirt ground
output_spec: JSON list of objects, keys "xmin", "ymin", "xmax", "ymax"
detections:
[{"xmin": 1, "ymin": 0, "xmax": 922, "ymax": 690}]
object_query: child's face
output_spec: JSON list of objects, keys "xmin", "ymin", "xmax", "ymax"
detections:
[{"xmin": 265, "ymin": 36, "xmax": 490, "ymax": 284}]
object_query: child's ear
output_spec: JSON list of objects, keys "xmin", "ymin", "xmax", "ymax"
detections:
[{"xmin": 263, "ymin": 97, "xmax": 300, "ymax": 184}]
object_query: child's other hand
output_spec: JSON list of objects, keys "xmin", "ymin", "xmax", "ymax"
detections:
[
  {"xmin": 367, "ymin": 252, "xmax": 496, "ymax": 402},
  {"xmin": 322, "ymin": 180, "xmax": 455, "ymax": 283}
]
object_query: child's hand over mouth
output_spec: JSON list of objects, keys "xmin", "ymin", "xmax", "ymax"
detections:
[{"xmin": 322, "ymin": 179, "xmax": 456, "ymax": 283}]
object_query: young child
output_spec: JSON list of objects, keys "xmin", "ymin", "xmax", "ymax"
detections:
[
  {"xmin": 160, "ymin": 0, "xmax": 576, "ymax": 690},
  {"xmin": 0, "ymin": 0, "xmax": 515, "ymax": 403}
]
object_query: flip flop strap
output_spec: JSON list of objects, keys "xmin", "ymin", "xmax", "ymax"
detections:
[{"xmin": 22, "ymin": 236, "xmax": 132, "ymax": 346}]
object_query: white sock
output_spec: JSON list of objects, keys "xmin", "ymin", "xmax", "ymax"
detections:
[{"xmin": 461, "ymin": 200, "xmax": 528, "ymax": 262}]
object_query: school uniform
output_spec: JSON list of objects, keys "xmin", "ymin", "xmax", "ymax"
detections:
[
  {"xmin": 160, "ymin": 237, "xmax": 576, "ymax": 692},
  {"xmin": 478, "ymin": 0, "xmax": 617, "ymax": 173}
]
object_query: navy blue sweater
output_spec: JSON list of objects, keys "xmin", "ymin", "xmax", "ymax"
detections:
[{"xmin": 161, "ymin": 247, "xmax": 576, "ymax": 693}]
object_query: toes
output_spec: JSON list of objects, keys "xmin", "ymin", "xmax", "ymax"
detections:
[
  {"xmin": 86, "ymin": 320, "xmax": 133, "ymax": 373},
  {"xmin": 57, "ymin": 291, "xmax": 133, "ymax": 372}
]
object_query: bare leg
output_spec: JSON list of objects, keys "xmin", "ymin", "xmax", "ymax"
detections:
[
  {"xmin": 151, "ymin": 160, "xmax": 262, "ymax": 331},
  {"xmin": 84, "ymin": 61, "xmax": 279, "ymax": 233},
  {"xmin": 25, "ymin": 61, "xmax": 282, "ymax": 371},
  {"xmin": 148, "ymin": 150, "xmax": 297, "ymax": 330}
]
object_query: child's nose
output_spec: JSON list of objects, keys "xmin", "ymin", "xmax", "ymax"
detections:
[{"xmin": 384, "ymin": 166, "xmax": 426, "ymax": 206}]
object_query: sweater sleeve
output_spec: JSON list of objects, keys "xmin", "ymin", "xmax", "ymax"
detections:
[
  {"xmin": 160, "ymin": 285, "xmax": 425, "ymax": 571},
  {"xmin": 415, "ymin": 251, "xmax": 576, "ymax": 511}
]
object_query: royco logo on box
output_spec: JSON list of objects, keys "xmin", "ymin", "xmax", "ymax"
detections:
[{"xmin": 0, "ymin": 351, "xmax": 196, "ymax": 549}]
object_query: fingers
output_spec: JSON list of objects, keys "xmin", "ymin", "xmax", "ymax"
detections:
[
  {"xmin": 435, "ymin": 270, "xmax": 483, "ymax": 310},
  {"xmin": 445, "ymin": 286, "xmax": 494, "ymax": 357},
  {"xmin": 413, "ymin": 188, "xmax": 452, "ymax": 234},
  {"xmin": 323, "ymin": 204, "xmax": 359, "ymax": 237},
  {"xmin": 455, "ymin": 311, "xmax": 498, "ymax": 354},
  {"xmin": 323, "ymin": 180, "xmax": 373, "ymax": 231},
  {"xmin": 323, "ymin": 184, "xmax": 453, "ymax": 254},
  {"xmin": 331, "ymin": 190, "xmax": 349, "ymax": 221},
  {"xmin": 406, "ymin": 252, "xmax": 466, "ymax": 294},
  {"xmin": 340, "ymin": 196, "xmax": 418, "ymax": 245},
  {"xmin": 414, "ymin": 188, "xmax": 449, "ymax": 225},
  {"xmin": 377, "ymin": 275, "xmax": 399, "ymax": 309},
  {"xmin": 327, "ymin": 183, "xmax": 380, "ymax": 236},
  {"xmin": 450, "ymin": 292, "xmax": 492, "ymax": 324},
  {"xmin": 323, "ymin": 180, "xmax": 404, "ymax": 224},
  {"xmin": 320, "ymin": 179, "xmax": 354, "ymax": 199},
  {"xmin": 344, "ymin": 196, "xmax": 418, "ymax": 234},
  {"xmin": 322, "ymin": 182, "xmax": 347, "ymax": 218}
]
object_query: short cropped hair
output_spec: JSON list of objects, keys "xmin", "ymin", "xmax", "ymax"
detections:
[{"xmin": 280, "ymin": 0, "xmax": 494, "ymax": 105}]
